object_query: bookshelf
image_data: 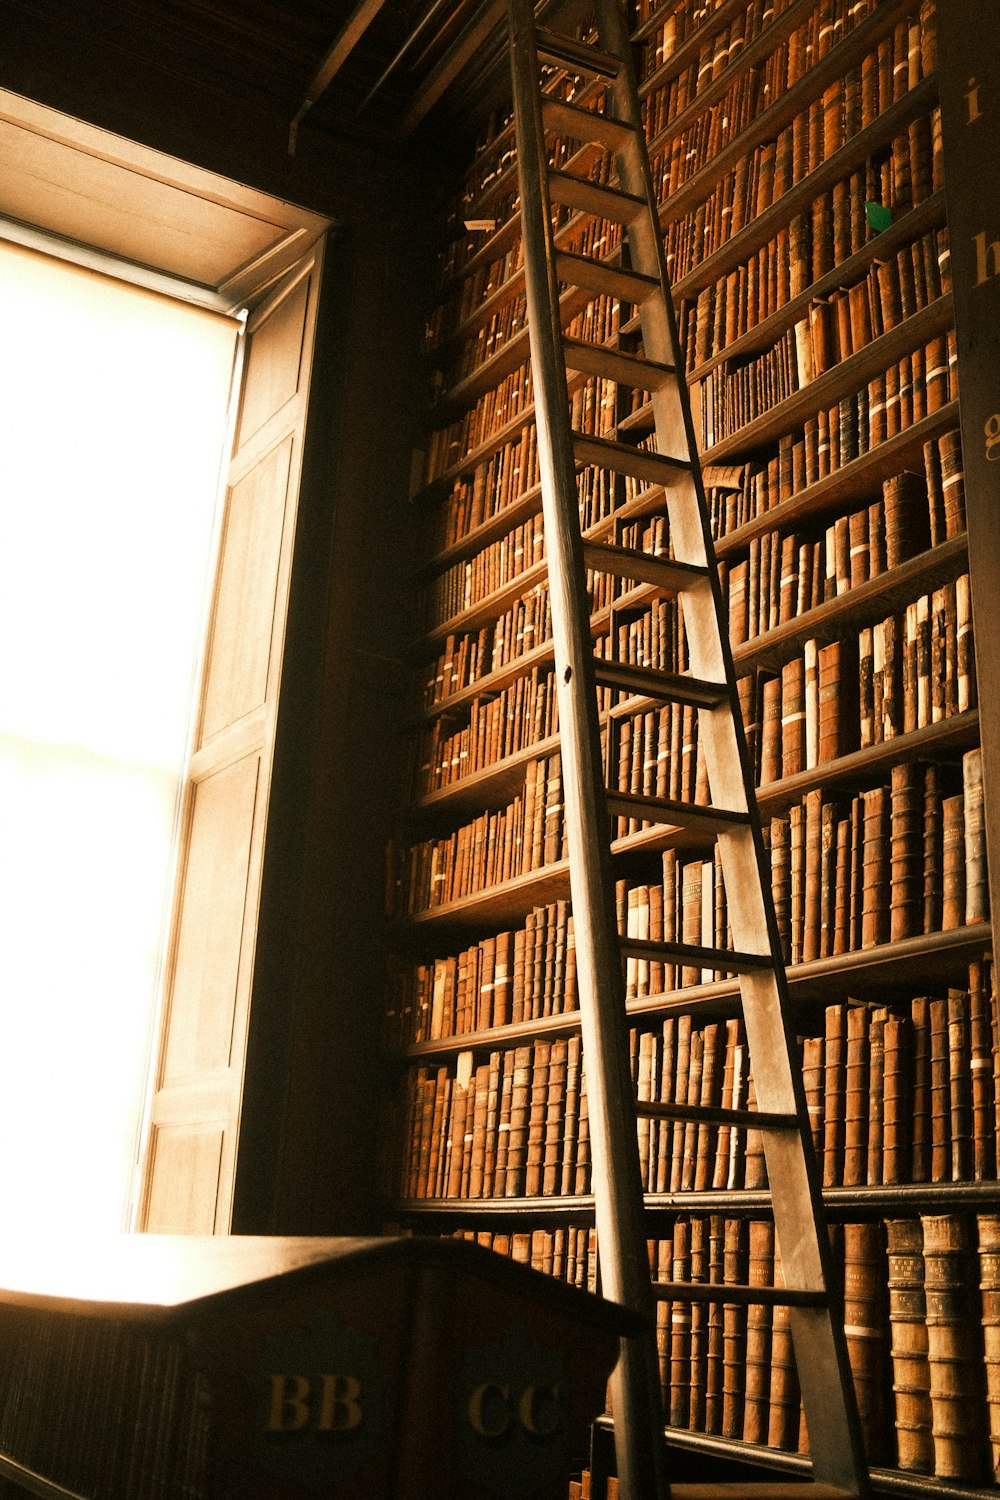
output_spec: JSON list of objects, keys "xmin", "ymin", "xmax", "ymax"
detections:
[{"xmin": 381, "ymin": 0, "xmax": 1000, "ymax": 1491}]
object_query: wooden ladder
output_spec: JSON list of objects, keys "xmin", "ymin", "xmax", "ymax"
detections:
[{"xmin": 504, "ymin": 1, "xmax": 870, "ymax": 1497}]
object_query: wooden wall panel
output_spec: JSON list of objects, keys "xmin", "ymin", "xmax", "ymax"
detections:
[
  {"xmin": 236, "ymin": 274, "xmax": 310, "ymax": 445},
  {"xmin": 143, "ymin": 1124, "xmax": 225, "ymax": 1234},
  {"xmin": 200, "ymin": 439, "xmax": 292, "ymax": 741},
  {"xmin": 161, "ymin": 755, "xmax": 262, "ymax": 1082}
]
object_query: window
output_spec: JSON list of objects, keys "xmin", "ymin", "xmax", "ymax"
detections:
[
  {"xmin": 0, "ymin": 239, "xmax": 240, "ymax": 1234},
  {"xmin": 0, "ymin": 88, "xmax": 331, "ymax": 1236}
]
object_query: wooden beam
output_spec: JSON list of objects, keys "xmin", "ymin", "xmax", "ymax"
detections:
[
  {"xmin": 396, "ymin": 0, "xmax": 506, "ymax": 138},
  {"xmin": 289, "ymin": 0, "xmax": 389, "ymax": 151}
]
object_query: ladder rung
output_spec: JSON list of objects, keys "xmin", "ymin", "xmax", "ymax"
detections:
[
  {"xmin": 606, "ymin": 788, "xmax": 748, "ymax": 834},
  {"xmin": 592, "ymin": 657, "xmax": 726, "ymax": 708},
  {"xmin": 618, "ymin": 936, "xmax": 774, "ymax": 973},
  {"xmin": 541, "ymin": 96, "xmax": 633, "ymax": 151},
  {"xmin": 652, "ymin": 1281, "xmax": 827, "ymax": 1308},
  {"xmin": 555, "ymin": 250, "xmax": 659, "ymax": 305},
  {"xmin": 535, "ymin": 25, "xmax": 622, "ymax": 79},
  {"xmin": 563, "ymin": 337, "xmax": 675, "ymax": 389},
  {"xmin": 634, "ymin": 1100, "xmax": 797, "ymax": 1129},
  {"xmin": 573, "ymin": 431, "xmax": 690, "ymax": 487},
  {"xmin": 548, "ymin": 170, "xmax": 645, "ymax": 224},
  {"xmin": 581, "ymin": 539, "xmax": 704, "ymax": 592}
]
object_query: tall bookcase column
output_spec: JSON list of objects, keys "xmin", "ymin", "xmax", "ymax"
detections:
[
  {"xmin": 937, "ymin": 4, "xmax": 1000, "ymax": 925},
  {"xmin": 507, "ymin": 0, "xmax": 866, "ymax": 1493}
]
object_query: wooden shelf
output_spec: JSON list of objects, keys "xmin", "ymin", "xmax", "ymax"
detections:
[
  {"xmin": 387, "ymin": 6, "xmax": 997, "ymax": 1486},
  {"xmin": 415, "ymin": 384, "xmax": 958, "ymax": 657},
  {"xmin": 651, "ymin": 0, "xmax": 923, "ymax": 229},
  {"xmin": 713, "ymin": 402, "xmax": 961, "ymax": 555},
  {"xmin": 731, "ymin": 534, "xmax": 969, "ymax": 675},
  {"xmin": 418, "ymin": 211, "xmax": 953, "ymax": 599},
  {"xmin": 699, "ymin": 293, "xmax": 954, "ymax": 463},
  {"xmin": 632, "ymin": 0, "xmax": 747, "ymax": 57},
  {"xmin": 625, "ymin": 1425, "xmax": 1000, "ymax": 1500},
  {"xmin": 638, "ymin": 0, "xmax": 817, "ymax": 126},
  {"xmin": 754, "ymin": 706, "xmax": 980, "ymax": 816},
  {"xmin": 393, "ymin": 924, "xmax": 991, "ymax": 1054},
  {"xmin": 420, "ymin": 109, "xmax": 944, "ymax": 503},
  {"xmin": 671, "ymin": 74, "xmax": 939, "ymax": 301},
  {"xmin": 413, "ymin": 683, "xmax": 977, "ymax": 855},
  {"xmin": 686, "ymin": 190, "xmax": 949, "ymax": 382},
  {"xmin": 432, "ymin": 78, "xmax": 938, "ymax": 423},
  {"xmin": 391, "ymin": 1176, "xmax": 1000, "ymax": 1222}
]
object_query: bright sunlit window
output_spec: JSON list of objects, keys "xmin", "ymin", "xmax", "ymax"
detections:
[{"xmin": 0, "ymin": 240, "xmax": 240, "ymax": 1236}]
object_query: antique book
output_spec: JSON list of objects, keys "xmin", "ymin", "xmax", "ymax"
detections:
[
  {"xmin": 743, "ymin": 1219, "xmax": 776, "ymax": 1446},
  {"xmin": 842, "ymin": 1220, "xmax": 891, "ymax": 1462},
  {"xmin": 978, "ymin": 1215, "xmax": 1000, "ymax": 1481},
  {"xmin": 922, "ymin": 1213, "xmax": 986, "ymax": 1479},
  {"xmin": 886, "ymin": 1218, "xmax": 934, "ymax": 1474}
]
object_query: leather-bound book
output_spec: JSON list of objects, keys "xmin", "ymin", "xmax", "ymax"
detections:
[{"xmin": 886, "ymin": 1218, "xmax": 934, "ymax": 1473}]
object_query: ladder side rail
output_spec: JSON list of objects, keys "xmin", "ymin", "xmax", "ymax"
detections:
[
  {"xmin": 589, "ymin": 1, "xmax": 869, "ymax": 1491},
  {"xmin": 506, "ymin": 2, "xmax": 669, "ymax": 1496}
]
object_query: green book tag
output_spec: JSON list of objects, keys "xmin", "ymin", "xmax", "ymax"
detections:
[{"xmin": 865, "ymin": 200, "xmax": 894, "ymax": 232}]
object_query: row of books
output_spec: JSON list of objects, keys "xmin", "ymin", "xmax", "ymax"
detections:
[
  {"xmin": 800, "ymin": 975, "xmax": 999, "ymax": 1188},
  {"xmin": 766, "ymin": 758, "xmax": 987, "ymax": 954},
  {"xmin": 442, "ymin": 211, "xmax": 626, "ymax": 386},
  {"xmin": 394, "ymin": 742, "xmax": 984, "ymax": 960},
  {"xmin": 647, "ymin": 0, "xmax": 928, "ymax": 202},
  {"xmin": 408, "ymin": 662, "xmax": 560, "ymax": 798},
  {"xmin": 450, "ymin": 1224, "xmax": 597, "ymax": 1293},
  {"xmin": 662, "ymin": 100, "xmax": 941, "ymax": 289},
  {"xmin": 434, "ymin": 92, "xmax": 622, "ymax": 325},
  {"xmin": 638, "ymin": 0, "xmax": 801, "ymax": 102},
  {"xmin": 416, "ymin": 511, "xmax": 545, "ymax": 635},
  {"xmin": 391, "ymin": 1036, "xmax": 592, "ymax": 1201},
  {"xmin": 708, "ymin": 414, "xmax": 960, "ymax": 549},
  {"xmin": 680, "ymin": 193, "xmax": 948, "ymax": 371},
  {"xmin": 383, "ymin": 900, "xmax": 579, "ymax": 1049},
  {"xmin": 428, "ymin": 13, "xmax": 936, "ymax": 371},
  {"xmin": 636, "ymin": 0, "xmax": 745, "ymax": 76},
  {"xmin": 392, "ymin": 954, "xmax": 1000, "ymax": 1201},
  {"xmin": 419, "ymin": 422, "xmax": 960, "ymax": 715},
  {"xmin": 705, "ymin": 323, "xmax": 957, "ymax": 466},
  {"xmin": 646, "ymin": 1211, "xmax": 1000, "ymax": 1478},
  {"xmin": 629, "ymin": 959, "xmax": 998, "ymax": 1193},
  {"xmin": 739, "ymin": 578, "xmax": 974, "ymax": 779},
  {"xmin": 388, "ymin": 748, "xmax": 985, "ymax": 1045},
  {"xmin": 413, "ymin": 462, "xmax": 966, "ymax": 801},
  {"xmin": 426, "ymin": 354, "xmax": 637, "ymax": 489},
  {"xmin": 689, "ymin": 226, "xmax": 948, "ymax": 443},
  {"xmin": 413, "ymin": 527, "xmax": 969, "ymax": 794},
  {"xmin": 424, "ymin": 357, "xmax": 535, "ymax": 482},
  {"xmin": 431, "ymin": 94, "xmax": 937, "ymax": 402},
  {"xmin": 624, "ymin": 756, "xmax": 987, "ymax": 971},
  {"xmin": 388, "ymin": 950, "xmax": 998, "ymax": 1206},
  {"xmin": 640, "ymin": 0, "xmax": 875, "ymax": 142},
  {"xmin": 449, "ymin": 151, "xmax": 616, "ymax": 377},
  {"xmin": 632, "ymin": 1016, "xmax": 766, "ymax": 1194},
  {"xmin": 694, "ymin": 312, "xmax": 955, "ymax": 453},
  {"xmin": 721, "ymin": 457, "xmax": 964, "ymax": 644},
  {"xmin": 420, "ymin": 569, "xmax": 625, "ymax": 711},
  {"xmin": 424, "ymin": 427, "xmax": 540, "ymax": 555},
  {"xmin": 388, "ymin": 751, "xmax": 568, "ymax": 916}
]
